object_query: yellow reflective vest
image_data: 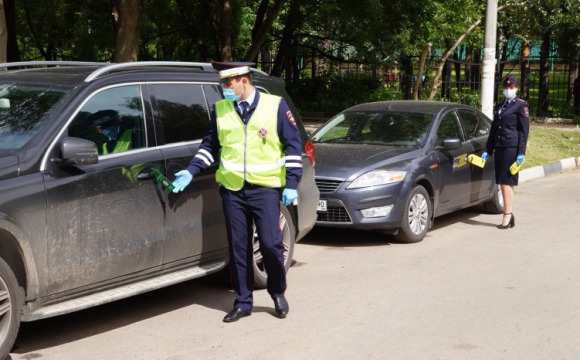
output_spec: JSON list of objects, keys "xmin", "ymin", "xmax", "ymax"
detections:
[
  {"xmin": 102, "ymin": 129, "xmax": 132, "ymax": 155},
  {"xmin": 215, "ymin": 94, "xmax": 286, "ymax": 190}
]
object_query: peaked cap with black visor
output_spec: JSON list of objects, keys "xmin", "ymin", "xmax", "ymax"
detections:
[{"xmin": 212, "ymin": 61, "xmax": 255, "ymax": 85}]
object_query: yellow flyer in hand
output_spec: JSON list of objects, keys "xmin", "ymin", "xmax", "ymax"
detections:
[{"xmin": 466, "ymin": 154, "xmax": 486, "ymax": 168}]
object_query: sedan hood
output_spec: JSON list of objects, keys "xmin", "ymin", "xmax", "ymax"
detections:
[
  {"xmin": 0, "ymin": 154, "xmax": 19, "ymax": 180},
  {"xmin": 314, "ymin": 143, "xmax": 418, "ymax": 179}
]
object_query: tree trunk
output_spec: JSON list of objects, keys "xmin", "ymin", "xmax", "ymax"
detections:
[
  {"xmin": 400, "ymin": 56, "xmax": 413, "ymax": 100},
  {"xmin": 0, "ymin": 0, "xmax": 6, "ymax": 63},
  {"xmin": 453, "ymin": 52, "xmax": 462, "ymax": 94},
  {"xmin": 176, "ymin": 0, "xmax": 214, "ymax": 61},
  {"xmin": 4, "ymin": 0, "xmax": 16, "ymax": 61},
  {"xmin": 440, "ymin": 61, "xmax": 451, "ymax": 100},
  {"xmin": 472, "ymin": 49, "xmax": 481, "ymax": 90},
  {"xmin": 465, "ymin": 47, "xmax": 472, "ymax": 90},
  {"xmin": 112, "ymin": 0, "xmax": 147, "ymax": 63},
  {"xmin": 538, "ymin": 28, "xmax": 550, "ymax": 116},
  {"xmin": 219, "ymin": 0, "xmax": 233, "ymax": 61},
  {"xmin": 245, "ymin": 0, "xmax": 287, "ymax": 63},
  {"xmin": 428, "ymin": 18, "xmax": 481, "ymax": 100},
  {"xmin": 412, "ymin": 42, "xmax": 431, "ymax": 100},
  {"xmin": 427, "ymin": 2, "xmax": 524, "ymax": 100},
  {"xmin": 520, "ymin": 40, "xmax": 531, "ymax": 102},
  {"xmin": 569, "ymin": 55, "xmax": 579, "ymax": 107},
  {"xmin": 271, "ymin": 0, "xmax": 302, "ymax": 77}
]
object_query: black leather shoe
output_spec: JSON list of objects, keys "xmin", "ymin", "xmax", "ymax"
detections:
[
  {"xmin": 273, "ymin": 296, "xmax": 289, "ymax": 318},
  {"xmin": 223, "ymin": 308, "xmax": 251, "ymax": 323}
]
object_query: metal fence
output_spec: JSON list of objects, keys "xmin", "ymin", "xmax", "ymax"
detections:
[{"xmin": 298, "ymin": 55, "xmax": 576, "ymax": 117}]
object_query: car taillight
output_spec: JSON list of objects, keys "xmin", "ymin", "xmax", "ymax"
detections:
[{"xmin": 305, "ymin": 139, "xmax": 316, "ymax": 166}]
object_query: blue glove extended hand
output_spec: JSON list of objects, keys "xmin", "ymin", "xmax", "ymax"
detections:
[
  {"xmin": 282, "ymin": 188, "xmax": 298, "ymax": 206},
  {"xmin": 481, "ymin": 152, "xmax": 489, "ymax": 162},
  {"xmin": 516, "ymin": 154, "xmax": 525, "ymax": 165},
  {"xmin": 172, "ymin": 170, "xmax": 193, "ymax": 193}
]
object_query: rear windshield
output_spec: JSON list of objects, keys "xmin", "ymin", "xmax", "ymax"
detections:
[{"xmin": 0, "ymin": 83, "xmax": 71, "ymax": 151}]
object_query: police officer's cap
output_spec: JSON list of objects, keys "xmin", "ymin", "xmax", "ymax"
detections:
[
  {"xmin": 212, "ymin": 61, "xmax": 255, "ymax": 80},
  {"xmin": 90, "ymin": 109, "xmax": 119, "ymax": 127},
  {"xmin": 503, "ymin": 74, "xmax": 518, "ymax": 87}
]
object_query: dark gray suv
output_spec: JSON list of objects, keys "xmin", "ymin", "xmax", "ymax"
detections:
[{"xmin": 0, "ymin": 61, "xmax": 319, "ymax": 357}]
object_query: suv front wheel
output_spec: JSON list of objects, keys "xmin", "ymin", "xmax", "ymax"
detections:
[
  {"xmin": 252, "ymin": 206, "xmax": 295, "ymax": 288},
  {"xmin": 0, "ymin": 257, "xmax": 23, "ymax": 360}
]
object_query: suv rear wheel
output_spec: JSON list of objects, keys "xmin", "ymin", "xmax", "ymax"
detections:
[
  {"xmin": 0, "ymin": 257, "xmax": 23, "ymax": 359},
  {"xmin": 252, "ymin": 206, "xmax": 295, "ymax": 288}
]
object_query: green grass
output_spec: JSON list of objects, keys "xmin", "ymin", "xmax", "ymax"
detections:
[{"xmin": 525, "ymin": 126, "xmax": 580, "ymax": 168}]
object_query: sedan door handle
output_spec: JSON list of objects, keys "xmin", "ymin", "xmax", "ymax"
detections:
[{"xmin": 137, "ymin": 171, "xmax": 154, "ymax": 181}]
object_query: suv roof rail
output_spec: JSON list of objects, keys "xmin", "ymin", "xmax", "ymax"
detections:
[
  {"xmin": 84, "ymin": 61, "xmax": 215, "ymax": 82},
  {"xmin": 0, "ymin": 61, "xmax": 105, "ymax": 69}
]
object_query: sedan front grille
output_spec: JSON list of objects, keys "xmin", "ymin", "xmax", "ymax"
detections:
[
  {"xmin": 315, "ymin": 178, "xmax": 344, "ymax": 193},
  {"xmin": 317, "ymin": 205, "xmax": 352, "ymax": 223}
]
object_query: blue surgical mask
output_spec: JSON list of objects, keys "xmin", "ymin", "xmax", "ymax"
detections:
[
  {"xmin": 103, "ymin": 125, "xmax": 119, "ymax": 139},
  {"xmin": 222, "ymin": 82, "xmax": 242, "ymax": 102}
]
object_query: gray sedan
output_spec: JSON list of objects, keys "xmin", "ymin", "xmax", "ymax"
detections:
[{"xmin": 311, "ymin": 101, "xmax": 504, "ymax": 243}]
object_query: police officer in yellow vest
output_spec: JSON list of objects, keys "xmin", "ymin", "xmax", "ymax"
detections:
[
  {"xmin": 172, "ymin": 62, "xmax": 302, "ymax": 323},
  {"xmin": 91, "ymin": 110, "xmax": 132, "ymax": 155}
]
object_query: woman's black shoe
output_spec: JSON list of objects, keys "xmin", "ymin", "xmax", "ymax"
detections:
[{"xmin": 497, "ymin": 213, "xmax": 515, "ymax": 229}]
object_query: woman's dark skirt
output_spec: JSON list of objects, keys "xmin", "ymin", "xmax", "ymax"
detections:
[{"xmin": 494, "ymin": 147, "xmax": 519, "ymax": 186}]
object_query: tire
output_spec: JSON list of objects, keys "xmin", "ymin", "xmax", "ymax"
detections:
[
  {"xmin": 0, "ymin": 257, "xmax": 23, "ymax": 360},
  {"xmin": 394, "ymin": 185, "xmax": 431, "ymax": 243},
  {"xmin": 252, "ymin": 206, "xmax": 296, "ymax": 289},
  {"xmin": 482, "ymin": 184, "xmax": 504, "ymax": 214}
]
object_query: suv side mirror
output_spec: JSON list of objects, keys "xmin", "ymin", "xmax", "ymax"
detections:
[
  {"xmin": 442, "ymin": 138, "xmax": 461, "ymax": 150},
  {"xmin": 59, "ymin": 137, "xmax": 99, "ymax": 165}
]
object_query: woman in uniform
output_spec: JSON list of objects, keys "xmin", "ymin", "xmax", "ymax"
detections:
[{"xmin": 482, "ymin": 75, "xmax": 530, "ymax": 229}]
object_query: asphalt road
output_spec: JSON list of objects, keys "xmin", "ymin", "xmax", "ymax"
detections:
[{"xmin": 10, "ymin": 168, "xmax": 580, "ymax": 360}]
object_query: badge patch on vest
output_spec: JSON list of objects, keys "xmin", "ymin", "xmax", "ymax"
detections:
[
  {"xmin": 524, "ymin": 106, "xmax": 529, "ymax": 117},
  {"xmin": 286, "ymin": 110, "xmax": 296, "ymax": 126},
  {"xmin": 258, "ymin": 128, "xmax": 268, "ymax": 138}
]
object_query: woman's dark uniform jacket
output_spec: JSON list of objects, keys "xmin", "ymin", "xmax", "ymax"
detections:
[{"xmin": 485, "ymin": 97, "xmax": 530, "ymax": 185}]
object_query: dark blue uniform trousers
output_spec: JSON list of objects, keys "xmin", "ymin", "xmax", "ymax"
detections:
[{"xmin": 219, "ymin": 185, "xmax": 286, "ymax": 312}]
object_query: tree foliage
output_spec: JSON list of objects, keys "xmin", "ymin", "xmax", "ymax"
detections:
[{"xmin": 1, "ymin": 0, "xmax": 578, "ymax": 115}]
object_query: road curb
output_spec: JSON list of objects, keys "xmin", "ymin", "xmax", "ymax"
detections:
[{"xmin": 519, "ymin": 157, "xmax": 579, "ymax": 184}]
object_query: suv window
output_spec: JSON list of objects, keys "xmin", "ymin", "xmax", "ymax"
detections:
[
  {"xmin": 458, "ymin": 109, "xmax": 490, "ymax": 140},
  {"xmin": 0, "ymin": 83, "xmax": 71, "ymax": 151},
  {"xmin": 150, "ymin": 84, "xmax": 210, "ymax": 144},
  {"xmin": 67, "ymin": 85, "xmax": 146, "ymax": 155}
]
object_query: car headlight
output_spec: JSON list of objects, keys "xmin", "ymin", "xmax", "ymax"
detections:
[{"xmin": 347, "ymin": 170, "xmax": 406, "ymax": 189}]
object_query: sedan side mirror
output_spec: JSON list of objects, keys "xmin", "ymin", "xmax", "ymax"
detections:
[
  {"xmin": 58, "ymin": 137, "xmax": 99, "ymax": 165},
  {"xmin": 442, "ymin": 138, "xmax": 462, "ymax": 150}
]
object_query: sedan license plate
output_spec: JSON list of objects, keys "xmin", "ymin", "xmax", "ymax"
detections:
[{"xmin": 317, "ymin": 200, "xmax": 327, "ymax": 212}]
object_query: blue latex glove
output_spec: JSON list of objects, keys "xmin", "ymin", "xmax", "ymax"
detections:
[
  {"xmin": 172, "ymin": 170, "xmax": 193, "ymax": 193},
  {"xmin": 516, "ymin": 154, "xmax": 525, "ymax": 165},
  {"xmin": 282, "ymin": 188, "xmax": 298, "ymax": 206},
  {"xmin": 481, "ymin": 152, "xmax": 489, "ymax": 161}
]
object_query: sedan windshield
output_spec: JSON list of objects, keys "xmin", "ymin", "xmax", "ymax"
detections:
[
  {"xmin": 0, "ymin": 83, "xmax": 71, "ymax": 151},
  {"xmin": 312, "ymin": 111, "xmax": 433, "ymax": 147}
]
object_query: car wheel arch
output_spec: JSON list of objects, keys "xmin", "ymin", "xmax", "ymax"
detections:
[
  {"xmin": 414, "ymin": 178, "xmax": 435, "ymax": 218},
  {"xmin": 0, "ymin": 228, "xmax": 29, "ymax": 293}
]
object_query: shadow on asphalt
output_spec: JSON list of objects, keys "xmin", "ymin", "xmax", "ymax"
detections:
[
  {"xmin": 11, "ymin": 207, "xmax": 500, "ymax": 357},
  {"xmin": 300, "ymin": 206, "xmax": 499, "ymax": 248},
  {"xmin": 11, "ymin": 274, "xmax": 233, "ymax": 356}
]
